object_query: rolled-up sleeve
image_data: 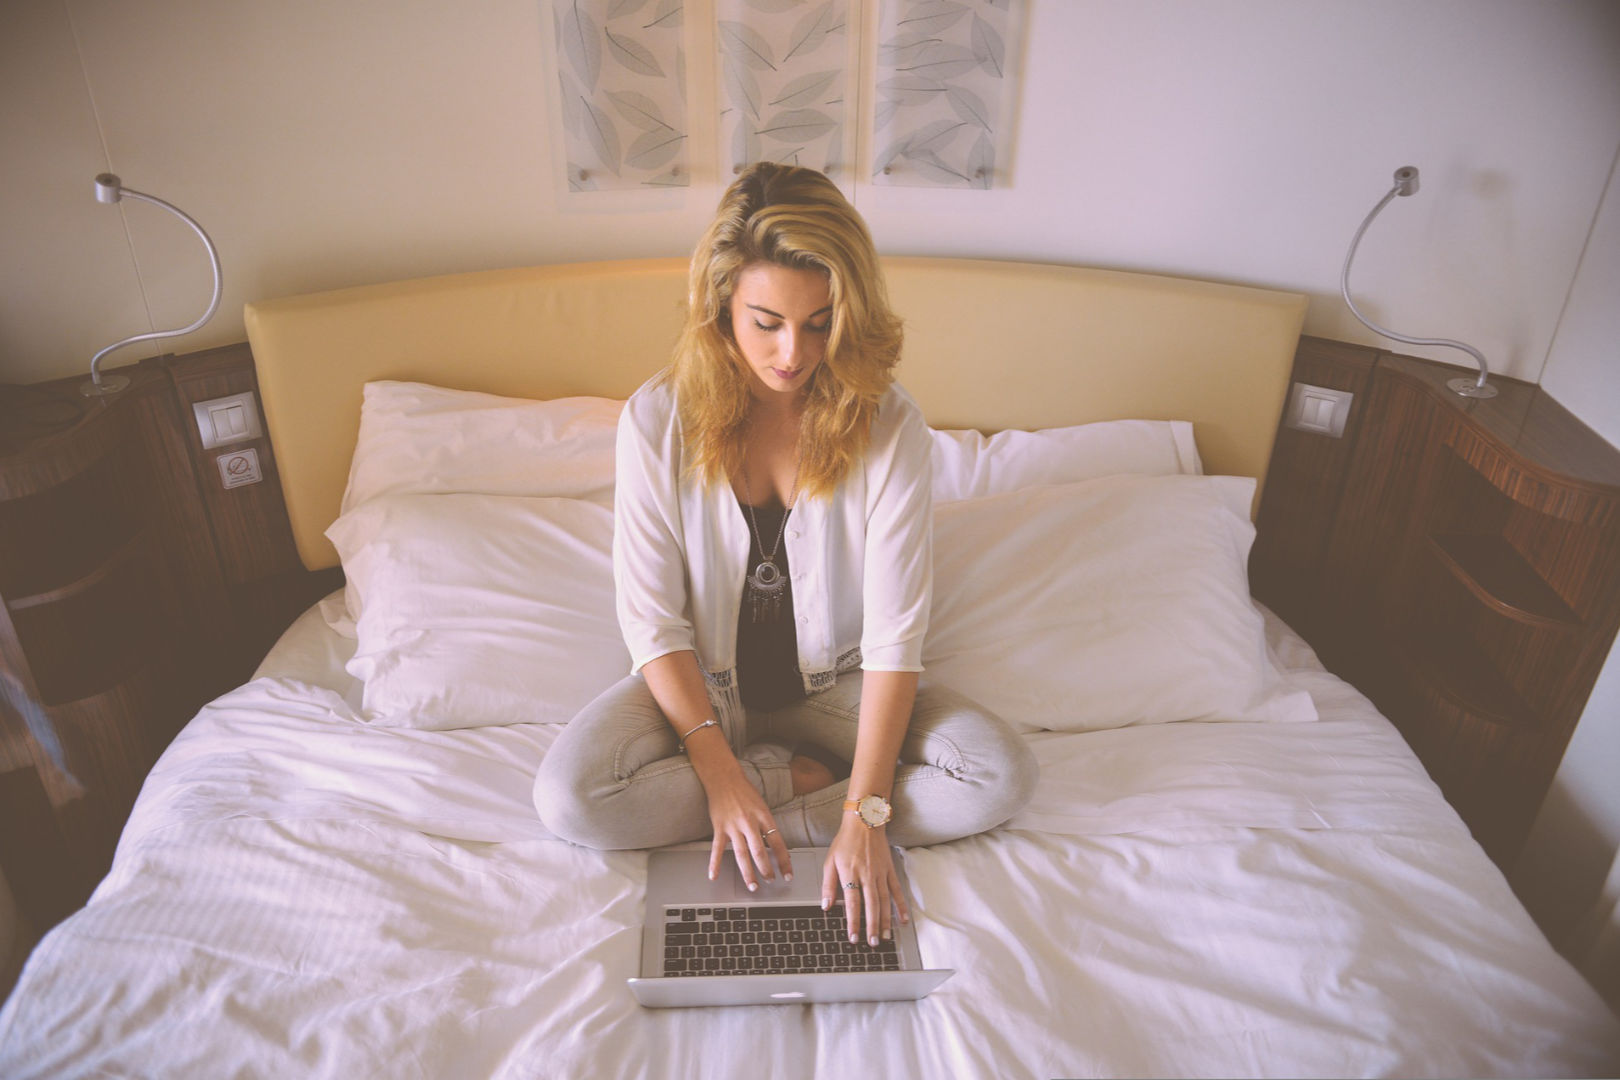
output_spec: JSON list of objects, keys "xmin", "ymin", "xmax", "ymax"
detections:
[
  {"xmin": 612, "ymin": 387, "xmax": 696, "ymax": 672},
  {"xmin": 860, "ymin": 390, "xmax": 933, "ymax": 672}
]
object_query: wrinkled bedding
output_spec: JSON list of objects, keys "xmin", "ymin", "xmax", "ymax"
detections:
[{"xmin": 2, "ymin": 605, "xmax": 1616, "ymax": 1078}]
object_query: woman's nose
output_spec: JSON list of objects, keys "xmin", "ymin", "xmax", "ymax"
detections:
[{"xmin": 782, "ymin": 327, "xmax": 814, "ymax": 365}]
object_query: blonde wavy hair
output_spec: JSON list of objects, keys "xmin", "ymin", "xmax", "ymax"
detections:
[{"xmin": 669, "ymin": 162, "xmax": 903, "ymax": 498}]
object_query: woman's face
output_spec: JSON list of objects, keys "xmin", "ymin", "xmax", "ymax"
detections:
[{"xmin": 728, "ymin": 261, "xmax": 833, "ymax": 404}]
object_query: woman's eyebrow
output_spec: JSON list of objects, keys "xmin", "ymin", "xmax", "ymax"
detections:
[{"xmin": 745, "ymin": 303, "xmax": 834, "ymax": 320}]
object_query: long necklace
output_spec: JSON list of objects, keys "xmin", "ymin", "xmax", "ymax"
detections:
[{"xmin": 743, "ymin": 460, "xmax": 799, "ymax": 624}]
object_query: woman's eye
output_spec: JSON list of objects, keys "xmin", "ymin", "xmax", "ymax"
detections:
[{"xmin": 750, "ymin": 318, "xmax": 828, "ymax": 333}]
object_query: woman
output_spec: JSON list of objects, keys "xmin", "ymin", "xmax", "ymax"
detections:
[{"xmin": 535, "ymin": 162, "xmax": 1036, "ymax": 949}]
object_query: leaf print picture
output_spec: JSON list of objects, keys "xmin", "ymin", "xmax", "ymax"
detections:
[
  {"xmin": 873, "ymin": 0, "xmax": 1024, "ymax": 188},
  {"xmin": 552, "ymin": 0, "xmax": 690, "ymax": 190},
  {"xmin": 718, "ymin": 0, "xmax": 855, "ymax": 182}
]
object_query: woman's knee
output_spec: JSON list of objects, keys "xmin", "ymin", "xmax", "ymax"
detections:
[
  {"xmin": 992, "ymin": 731, "xmax": 1040, "ymax": 820},
  {"xmin": 911, "ymin": 683, "xmax": 1039, "ymax": 822},
  {"xmin": 535, "ymin": 765, "xmax": 679, "ymax": 850},
  {"xmin": 535, "ymin": 735, "xmax": 715, "ymax": 850},
  {"xmin": 534, "ymin": 675, "xmax": 672, "ymax": 847},
  {"xmin": 533, "ymin": 752, "xmax": 611, "ymax": 848}
]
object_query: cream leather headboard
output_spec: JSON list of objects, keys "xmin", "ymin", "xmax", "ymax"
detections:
[{"xmin": 245, "ymin": 257, "xmax": 1306, "ymax": 571}]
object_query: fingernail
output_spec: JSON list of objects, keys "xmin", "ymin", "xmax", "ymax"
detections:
[
  {"xmin": 849, "ymin": 933, "xmax": 858, "ymax": 943},
  {"xmin": 748, "ymin": 882, "xmax": 757, "ymax": 892},
  {"xmin": 869, "ymin": 935, "xmax": 879, "ymax": 947},
  {"xmin": 785, "ymin": 873, "xmax": 793, "ymax": 882},
  {"xmin": 882, "ymin": 929, "xmax": 892, "ymax": 941}
]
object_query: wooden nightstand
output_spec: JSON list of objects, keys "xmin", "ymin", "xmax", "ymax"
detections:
[
  {"xmin": 0, "ymin": 373, "xmax": 185, "ymax": 929},
  {"xmin": 1255, "ymin": 340, "xmax": 1620, "ymax": 868},
  {"xmin": 1, "ymin": 350, "xmax": 340, "ymax": 938}
]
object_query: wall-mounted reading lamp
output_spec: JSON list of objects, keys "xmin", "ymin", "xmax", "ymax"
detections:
[
  {"xmin": 1341, "ymin": 166, "xmax": 1498, "ymax": 400},
  {"xmin": 82, "ymin": 174, "xmax": 223, "ymax": 397}
]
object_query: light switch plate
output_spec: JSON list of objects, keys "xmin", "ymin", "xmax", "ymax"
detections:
[
  {"xmin": 193, "ymin": 391, "xmax": 263, "ymax": 449},
  {"xmin": 216, "ymin": 446, "xmax": 263, "ymax": 489},
  {"xmin": 1284, "ymin": 382, "xmax": 1353, "ymax": 438}
]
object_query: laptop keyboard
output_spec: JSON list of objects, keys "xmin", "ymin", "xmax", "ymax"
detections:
[{"xmin": 661, "ymin": 905, "xmax": 902, "ymax": 977}]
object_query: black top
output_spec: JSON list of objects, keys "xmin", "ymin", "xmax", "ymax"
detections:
[{"xmin": 735, "ymin": 499, "xmax": 806, "ymax": 712}]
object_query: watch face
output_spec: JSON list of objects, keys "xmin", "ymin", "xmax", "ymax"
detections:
[{"xmin": 857, "ymin": 794, "xmax": 891, "ymax": 828}]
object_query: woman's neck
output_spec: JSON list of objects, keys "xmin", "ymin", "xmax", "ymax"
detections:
[
  {"xmin": 738, "ymin": 393, "xmax": 804, "ymax": 507},
  {"xmin": 749, "ymin": 382, "xmax": 802, "ymax": 410},
  {"xmin": 747, "ymin": 392, "xmax": 803, "ymax": 434}
]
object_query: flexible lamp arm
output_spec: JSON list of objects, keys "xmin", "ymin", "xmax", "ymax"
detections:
[
  {"xmin": 84, "ymin": 173, "xmax": 223, "ymax": 395},
  {"xmin": 1340, "ymin": 166, "xmax": 1496, "ymax": 399}
]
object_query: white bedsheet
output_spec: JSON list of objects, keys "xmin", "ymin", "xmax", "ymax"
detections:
[{"xmin": 2, "ymin": 602, "xmax": 1617, "ymax": 1078}]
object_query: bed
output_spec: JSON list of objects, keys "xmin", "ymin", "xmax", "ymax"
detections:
[{"xmin": 2, "ymin": 257, "xmax": 1616, "ymax": 1078}]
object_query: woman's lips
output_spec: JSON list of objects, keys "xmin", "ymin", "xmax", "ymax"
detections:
[{"xmin": 772, "ymin": 368, "xmax": 801, "ymax": 380}]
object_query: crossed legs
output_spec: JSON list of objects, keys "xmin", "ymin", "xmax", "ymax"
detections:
[{"xmin": 534, "ymin": 671, "xmax": 1037, "ymax": 851}]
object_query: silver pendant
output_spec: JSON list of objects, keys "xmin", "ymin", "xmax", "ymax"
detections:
[{"xmin": 747, "ymin": 559, "xmax": 786, "ymax": 622}]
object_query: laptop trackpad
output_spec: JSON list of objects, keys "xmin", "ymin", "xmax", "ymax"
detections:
[{"xmin": 651, "ymin": 848, "xmax": 836, "ymax": 904}]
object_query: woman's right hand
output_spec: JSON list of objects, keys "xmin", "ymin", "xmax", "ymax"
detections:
[
  {"xmin": 696, "ymin": 752, "xmax": 793, "ymax": 890},
  {"xmin": 636, "ymin": 652, "xmax": 791, "ymax": 887}
]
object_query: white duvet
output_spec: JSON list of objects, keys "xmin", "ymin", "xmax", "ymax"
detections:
[{"xmin": 2, "ymin": 606, "xmax": 1616, "ymax": 1078}]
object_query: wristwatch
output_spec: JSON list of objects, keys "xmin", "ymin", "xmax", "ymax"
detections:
[{"xmin": 842, "ymin": 793, "xmax": 892, "ymax": 829}]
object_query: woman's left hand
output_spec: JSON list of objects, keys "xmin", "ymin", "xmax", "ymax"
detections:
[{"xmin": 822, "ymin": 816, "xmax": 910, "ymax": 947}]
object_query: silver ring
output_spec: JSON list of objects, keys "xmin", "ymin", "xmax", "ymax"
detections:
[
  {"xmin": 842, "ymin": 881, "xmax": 861, "ymax": 890},
  {"xmin": 762, "ymin": 828, "xmax": 778, "ymax": 837}
]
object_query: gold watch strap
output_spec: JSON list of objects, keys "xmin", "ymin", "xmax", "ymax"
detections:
[{"xmin": 843, "ymin": 794, "xmax": 892, "ymax": 827}]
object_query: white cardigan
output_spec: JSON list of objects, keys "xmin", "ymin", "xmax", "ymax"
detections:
[{"xmin": 612, "ymin": 375, "xmax": 934, "ymax": 750}]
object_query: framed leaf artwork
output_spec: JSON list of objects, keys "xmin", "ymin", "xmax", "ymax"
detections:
[
  {"xmin": 716, "ymin": 0, "xmax": 857, "ymax": 181},
  {"xmin": 872, "ymin": 0, "xmax": 1023, "ymax": 188},
  {"xmin": 551, "ymin": 0, "xmax": 690, "ymax": 190}
]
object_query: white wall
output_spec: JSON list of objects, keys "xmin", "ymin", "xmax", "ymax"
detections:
[
  {"xmin": 1541, "ymin": 145, "xmax": 1620, "ymax": 447},
  {"xmin": 1515, "ymin": 145, "xmax": 1620, "ymax": 955},
  {"xmin": 4, "ymin": 1, "xmax": 1619, "ymax": 388},
  {"xmin": 4, "ymin": 0, "xmax": 1619, "ymax": 949}
]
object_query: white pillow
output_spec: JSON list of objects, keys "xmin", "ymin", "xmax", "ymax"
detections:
[
  {"xmin": 341, "ymin": 381, "xmax": 623, "ymax": 514},
  {"xmin": 923, "ymin": 473, "xmax": 1316, "ymax": 733},
  {"xmin": 342, "ymin": 385, "xmax": 1192, "ymax": 513},
  {"xmin": 326, "ymin": 492, "xmax": 630, "ymax": 730},
  {"xmin": 930, "ymin": 419, "xmax": 1201, "ymax": 503}
]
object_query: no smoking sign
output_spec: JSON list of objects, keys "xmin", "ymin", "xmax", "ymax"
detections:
[{"xmin": 216, "ymin": 447, "xmax": 262, "ymax": 489}]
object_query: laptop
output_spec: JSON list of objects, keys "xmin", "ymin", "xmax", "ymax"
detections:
[{"xmin": 628, "ymin": 845, "xmax": 954, "ymax": 1008}]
